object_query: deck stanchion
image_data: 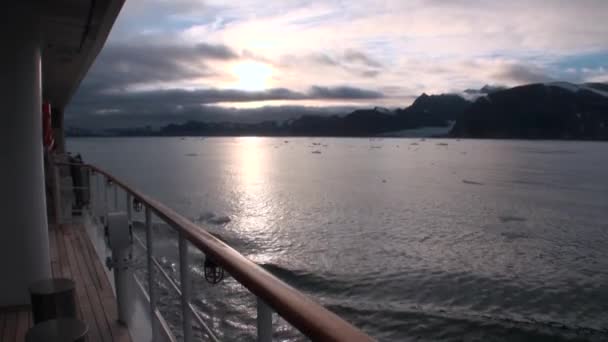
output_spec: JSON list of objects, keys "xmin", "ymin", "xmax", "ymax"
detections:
[
  {"xmin": 88, "ymin": 170, "xmax": 95, "ymax": 218},
  {"xmin": 257, "ymin": 298, "xmax": 273, "ymax": 342},
  {"xmin": 94, "ymin": 172, "xmax": 99, "ymax": 219},
  {"xmin": 145, "ymin": 207, "xmax": 159, "ymax": 339},
  {"xmin": 97, "ymin": 173, "xmax": 102, "ymax": 220},
  {"xmin": 106, "ymin": 212, "xmax": 132, "ymax": 324},
  {"xmin": 179, "ymin": 232, "xmax": 193, "ymax": 342}
]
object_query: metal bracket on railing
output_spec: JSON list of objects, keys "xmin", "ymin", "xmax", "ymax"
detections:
[
  {"xmin": 106, "ymin": 212, "xmax": 134, "ymax": 267},
  {"xmin": 132, "ymin": 198, "xmax": 143, "ymax": 212},
  {"xmin": 204, "ymin": 255, "xmax": 224, "ymax": 284},
  {"xmin": 105, "ymin": 254, "xmax": 135, "ymax": 271},
  {"xmin": 105, "ymin": 227, "xmax": 134, "ymax": 271}
]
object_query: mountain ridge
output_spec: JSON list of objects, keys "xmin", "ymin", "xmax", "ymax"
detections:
[
  {"xmin": 67, "ymin": 82, "xmax": 608, "ymax": 140},
  {"xmin": 451, "ymin": 82, "xmax": 608, "ymax": 140}
]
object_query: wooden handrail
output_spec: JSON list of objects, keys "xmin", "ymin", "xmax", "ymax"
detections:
[{"xmin": 84, "ymin": 163, "xmax": 374, "ymax": 342}]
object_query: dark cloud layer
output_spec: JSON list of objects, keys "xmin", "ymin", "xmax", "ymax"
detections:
[
  {"xmin": 67, "ymin": 105, "xmax": 355, "ymax": 130},
  {"xmin": 73, "ymin": 85, "xmax": 383, "ymax": 108},
  {"xmin": 494, "ymin": 64, "xmax": 554, "ymax": 84},
  {"xmin": 344, "ymin": 50, "xmax": 382, "ymax": 68},
  {"xmin": 84, "ymin": 42, "xmax": 238, "ymax": 92},
  {"xmin": 67, "ymin": 85, "xmax": 385, "ymax": 129},
  {"xmin": 309, "ymin": 86, "xmax": 384, "ymax": 99},
  {"xmin": 307, "ymin": 50, "xmax": 383, "ymax": 78}
]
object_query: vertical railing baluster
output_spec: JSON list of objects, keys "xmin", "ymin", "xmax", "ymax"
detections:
[
  {"xmin": 89, "ymin": 170, "xmax": 95, "ymax": 217},
  {"xmin": 179, "ymin": 232, "xmax": 193, "ymax": 342},
  {"xmin": 257, "ymin": 298, "xmax": 273, "ymax": 342},
  {"xmin": 87, "ymin": 168, "xmax": 92, "ymax": 215},
  {"xmin": 145, "ymin": 207, "xmax": 159, "ymax": 339},
  {"xmin": 126, "ymin": 193, "xmax": 132, "ymax": 224},
  {"xmin": 98, "ymin": 173, "xmax": 102, "ymax": 220},
  {"xmin": 114, "ymin": 183, "xmax": 118, "ymax": 210},
  {"xmin": 95, "ymin": 172, "xmax": 100, "ymax": 219},
  {"xmin": 104, "ymin": 177, "xmax": 109, "ymax": 226}
]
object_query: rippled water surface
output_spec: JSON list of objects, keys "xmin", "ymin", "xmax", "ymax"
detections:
[{"xmin": 69, "ymin": 137, "xmax": 608, "ymax": 341}]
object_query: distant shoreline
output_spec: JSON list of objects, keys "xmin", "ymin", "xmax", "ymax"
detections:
[{"xmin": 65, "ymin": 135, "xmax": 608, "ymax": 142}]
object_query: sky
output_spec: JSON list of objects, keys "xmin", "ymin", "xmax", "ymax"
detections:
[{"xmin": 67, "ymin": 0, "xmax": 608, "ymax": 129}]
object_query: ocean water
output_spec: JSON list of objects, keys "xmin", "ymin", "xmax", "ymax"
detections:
[{"xmin": 68, "ymin": 137, "xmax": 608, "ymax": 341}]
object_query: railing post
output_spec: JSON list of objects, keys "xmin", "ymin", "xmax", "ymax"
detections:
[
  {"xmin": 145, "ymin": 207, "xmax": 159, "ymax": 339},
  {"xmin": 179, "ymin": 232, "xmax": 193, "ymax": 342},
  {"xmin": 257, "ymin": 298, "xmax": 273, "ymax": 342}
]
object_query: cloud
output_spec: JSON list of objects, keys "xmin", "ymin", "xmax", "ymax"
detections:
[
  {"xmin": 312, "ymin": 54, "xmax": 340, "ymax": 67},
  {"xmin": 83, "ymin": 42, "xmax": 238, "ymax": 92},
  {"xmin": 309, "ymin": 86, "xmax": 384, "ymax": 99},
  {"xmin": 579, "ymin": 66, "xmax": 608, "ymax": 83},
  {"xmin": 493, "ymin": 64, "xmax": 554, "ymax": 84},
  {"xmin": 463, "ymin": 85, "xmax": 507, "ymax": 95},
  {"xmin": 277, "ymin": 50, "xmax": 383, "ymax": 80},
  {"xmin": 74, "ymin": 85, "xmax": 382, "ymax": 107},
  {"xmin": 192, "ymin": 43, "xmax": 239, "ymax": 59},
  {"xmin": 462, "ymin": 84, "xmax": 508, "ymax": 100},
  {"xmin": 344, "ymin": 50, "xmax": 382, "ymax": 68}
]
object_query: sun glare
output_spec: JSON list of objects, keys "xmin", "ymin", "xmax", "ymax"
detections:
[{"xmin": 232, "ymin": 61, "xmax": 273, "ymax": 91}]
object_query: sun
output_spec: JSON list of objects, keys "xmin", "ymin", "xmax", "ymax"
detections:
[{"xmin": 231, "ymin": 61, "xmax": 273, "ymax": 91}]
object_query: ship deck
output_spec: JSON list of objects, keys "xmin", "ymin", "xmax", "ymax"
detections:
[{"xmin": 0, "ymin": 223, "xmax": 132, "ymax": 341}]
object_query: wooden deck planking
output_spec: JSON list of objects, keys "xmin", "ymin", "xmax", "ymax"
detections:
[
  {"xmin": 0, "ymin": 224, "xmax": 132, "ymax": 342},
  {"xmin": 62, "ymin": 225, "xmax": 105, "ymax": 342},
  {"xmin": 55, "ymin": 225, "xmax": 73, "ymax": 281},
  {"xmin": 50, "ymin": 226, "xmax": 83, "ymax": 321},
  {"xmin": 70, "ymin": 225, "xmax": 120, "ymax": 342}
]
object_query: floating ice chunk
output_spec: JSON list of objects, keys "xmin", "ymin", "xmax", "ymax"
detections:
[
  {"xmin": 499, "ymin": 216, "xmax": 527, "ymax": 223},
  {"xmin": 462, "ymin": 179, "xmax": 484, "ymax": 185},
  {"xmin": 198, "ymin": 211, "xmax": 231, "ymax": 225},
  {"xmin": 501, "ymin": 231, "xmax": 529, "ymax": 240},
  {"xmin": 208, "ymin": 215, "xmax": 231, "ymax": 225}
]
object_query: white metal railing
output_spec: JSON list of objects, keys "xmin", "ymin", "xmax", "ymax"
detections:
[{"xmin": 55, "ymin": 161, "xmax": 373, "ymax": 342}]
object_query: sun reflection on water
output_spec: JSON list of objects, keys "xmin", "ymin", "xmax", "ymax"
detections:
[{"xmin": 230, "ymin": 137, "xmax": 278, "ymax": 264}]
